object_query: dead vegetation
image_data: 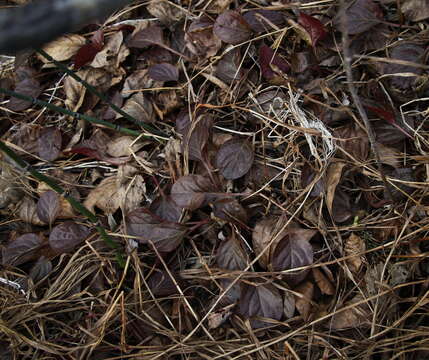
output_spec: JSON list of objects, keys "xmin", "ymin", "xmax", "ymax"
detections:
[{"xmin": 1, "ymin": 0, "xmax": 429, "ymax": 359}]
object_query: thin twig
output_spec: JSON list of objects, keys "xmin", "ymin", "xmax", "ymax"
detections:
[{"xmin": 339, "ymin": 0, "xmax": 394, "ymax": 203}]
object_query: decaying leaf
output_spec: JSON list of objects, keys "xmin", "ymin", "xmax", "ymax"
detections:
[
  {"xmin": 38, "ymin": 127, "xmax": 62, "ymax": 162},
  {"xmin": 259, "ymin": 45, "xmax": 290, "ymax": 84},
  {"xmin": 329, "ymin": 293, "xmax": 370, "ymax": 330},
  {"xmin": 401, "ymin": 0, "xmax": 429, "ymax": 21},
  {"xmin": 335, "ymin": 0, "xmax": 383, "ymax": 35},
  {"xmin": 294, "ymin": 281, "xmax": 314, "ymax": 321},
  {"xmin": 212, "ymin": 198, "xmax": 248, "ymax": 224},
  {"xmin": 283, "ymin": 291, "xmax": 296, "ymax": 319},
  {"xmin": 325, "ymin": 161, "xmax": 346, "ymax": 215},
  {"xmin": 38, "ymin": 34, "xmax": 86, "ymax": 63},
  {"xmin": 185, "ymin": 17, "xmax": 222, "ymax": 58},
  {"xmin": 243, "ymin": 10, "xmax": 285, "ymax": 33},
  {"xmin": 19, "ymin": 197, "xmax": 44, "ymax": 225},
  {"xmin": 150, "ymin": 195, "xmax": 183, "ymax": 223},
  {"xmin": 239, "ymin": 281, "xmax": 283, "ymax": 328},
  {"xmin": 344, "ymin": 233, "xmax": 366, "ymax": 273},
  {"xmin": 312, "ymin": 268, "xmax": 335, "ymax": 295},
  {"xmin": 170, "ymin": 175, "xmax": 214, "ymax": 210},
  {"xmin": 148, "ymin": 63, "xmax": 179, "ymax": 82},
  {"xmin": 120, "ymin": 92, "xmax": 155, "ymax": 124},
  {"xmin": 8, "ymin": 77, "xmax": 41, "ymax": 112},
  {"xmin": 297, "ymin": 13, "xmax": 327, "ymax": 46}
]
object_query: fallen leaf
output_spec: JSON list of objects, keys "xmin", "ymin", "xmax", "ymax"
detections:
[
  {"xmin": 329, "ymin": 293, "xmax": 370, "ymax": 330},
  {"xmin": 150, "ymin": 195, "xmax": 183, "ymax": 223},
  {"xmin": 19, "ymin": 197, "xmax": 44, "ymax": 226},
  {"xmin": 312, "ymin": 268, "xmax": 335, "ymax": 295},
  {"xmin": 243, "ymin": 10, "xmax": 285, "ymax": 33},
  {"xmin": 29, "ymin": 256, "xmax": 53, "ymax": 282},
  {"xmin": 38, "ymin": 127, "xmax": 62, "ymax": 161},
  {"xmin": 185, "ymin": 17, "xmax": 222, "ymax": 58},
  {"xmin": 325, "ymin": 161, "xmax": 346, "ymax": 215},
  {"xmin": 120, "ymin": 92, "xmax": 155, "ymax": 124},
  {"xmin": 148, "ymin": 63, "xmax": 179, "ymax": 82},
  {"xmin": 239, "ymin": 281, "xmax": 283, "ymax": 328},
  {"xmin": 344, "ymin": 233, "xmax": 366, "ymax": 273},
  {"xmin": 127, "ymin": 25, "xmax": 164, "ymax": 49},
  {"xmin": 8, "ymin": 77, "xmax": 41, "ymax": 112},
  {"xmin": 401, "ymin": 0, "xmax": 429, "ymax": 21},
  {"xmin": 297, "ymin": 13, "xmax": 328, "ymax": 46},
  {"xmin": 49, "ymin": 221, "xmax": 91, "ymax": 254},
  {"xmin": 39, "ymin": 34, "xmax": 86, "ymax": 63},
  {"xmin": 147, "ymin": 0, "xmax": 185, "ymax": 25},
  {"xmin": 106, "ymin": 136, "xmax": 143, "ymax": 157},
  {"xmin": 335, "ymin": 0, "xmax": 383, "ymax": 35},
  {"xmin": 213, "ymin": 10, "xmax": 252, "ymax": 45},
  {"xmin": 125, "ymin": 208, "xmax": 186, "ymax": 252},
  {"xmin": 36, "ymin": 191, "xmax": 60, "ymax": 226},
  {"xmin": 259, "ymin": 45, "xmax": 290, "ymax": 83},
  {"xmin": 283, "ymin": 291, "xmax": 296, "ymax": 319},
  {"xmin": 170, "ymin": 175, "xmax": 213, "ymax": 210},
  {"xmin": 216, "ymin": 232, "xmax": 248, "ymax": 270},
  {"xmin": 294, "ymin": 281, "xmax": 314, "ymax": 321},
  {"xmin": 2, "ymin": 233, "xmax": 44, "ymax": 266},
  {"xmin": 147, "ymin": 269, "xmax": 181, "ymax": 296},
  {"xmin": 216, "ymin": 138, "xmax": 254, "ymax": 180},
  {"xmin": 212, "ymin": 198, "xmax": 248, "ymax": 224}
]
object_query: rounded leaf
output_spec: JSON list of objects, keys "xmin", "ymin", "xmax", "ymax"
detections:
[
  {"xmin": 216, "ymin": 233, "xmax": 248, "ymax": 270},
  {"xmin": 2, "ymin": 233, "xmax": 43, "ymax": 266},
  {"xmin": 49, "ymin": 221, "xmax": 90, "ymax": 254},
  {"xmin": 216, "ymin": 138, "xmax": 254, "ymax": 180},
  {"xmin": 148, "ymin": 63, "xmax": 179, "ymax": 82},
  {"xmin": 38, "ymin": 127, "xmax": 62, "ymax": 161},
  {"xmin": 36, "ymin": 190, "xmax": 60, "ymax": 225},
  {"xmin": 213, "ymin": 10, "xmax": 252, "ymax": 45}
]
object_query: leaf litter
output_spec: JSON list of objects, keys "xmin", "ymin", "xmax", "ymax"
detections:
[{"xmin": 1, "ymin": 0, "xmax": 429, "ymax": 358}]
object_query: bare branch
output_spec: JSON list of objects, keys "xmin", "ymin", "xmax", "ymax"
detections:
[{"xmin": 0, "ymin": 0, "xmax": 132, "ymax": 54}]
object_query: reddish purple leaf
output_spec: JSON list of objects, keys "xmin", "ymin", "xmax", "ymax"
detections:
[
  {"xmin": 298, "ymin": 13, "xmax": 327, "ymax": 46},
  {"xmin": 149, "ymin": 195, "xmax": 183, "ymax": 223},
  {"xmin": 125, "ymin": 208, "xmax": 186, "ymax": 252},
  {"xmin": 49, "ymin": 221, "xmax": 90, "ymax": 254},
  {"xmin": 366, "ymin": 105, "xmax": 413, "ymax": 139},
  {"xmin": 259, "ymin": 45, "xmax": 290, "ymax": 82},
  {"xmin": 215, "ymin": 138, "xmax": 254, "ymax": 180},
  {"xmin": 2, "ymin": 233, "xmax": 44, "ymax": 266},
  {"xmin": 243, "ymin": 10, "xmax": 285, "ymax": 33},
  {"xmin": 38, "ymin": 127, "xmax": 62, "ymax": 161},
  {"xmin": 74, "ymin": 30, "xmax": 104, "ymax": 69},
  {"xmin": 170, "ymin": 175, "xmax": 213, "ymax": 210},
  {"xmin": 148, "ymin": 63, "xmax": 179, "ymax": 82},
  {"xmin": 127, "ymin": 25, "xmax": 164, "ymax": 48},
  {"xmin": 36, "ymin": 190, "xmax": 60, "ymax": 225},
  {"xmin": 213, "ymin": 198, "xmax": 247, "ymax": 224},
  {"xmin": 216, "ymin": 233, "xmax": 248, "ymax": 271},
  {"xmin": 8, "ymin": 78, "xmax": 41, "ymax": 111},
  {"xmin": 239, "ymin": 282, "xmax": 283, "ymax": 328},
  {"xmin": 214, "ymin": 10, "xmax": 252, "ymax": 45}
]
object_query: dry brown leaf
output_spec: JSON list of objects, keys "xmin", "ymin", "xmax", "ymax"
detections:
[
  {"xmin": 107, "ymin": 136, "xmax": 143, "ymax": 157},
  {"xmin": 147, "ymin": 0, "xmax": 185, "ymax": 25},
  {"xmin": 312, "ymin": 268, "xmax": 335, "ymax": 295},
  {"xmin": 294, "ymin": 281, "xmax": 314, "ymax": 321},
  {"xmin": 84, "ymin": 176, "xmax": 120, "ymax": 214},
  {"xmin": 283, "ymin": 291, "xmax": 296, "ymax": 319},
  {"xmin": 19, "ymin": 197, "xmax": 44, "ymax": 226},
  {"xmin": 345, "ymin": 233, "xmax": 366, "ymax": 273},
  {"xmin": 38, "ymin": 34, "xmax": 86, "ymax": 63},
  {"xmin": 325, "ymin": 161, "xmax": 346, "ymax": 214},
  {"xmin": 329, "ymin": 294, "xmax": 370, "ymax": 330},
  {"xmin": 401, "ymin": 0, "xmax": 429, "ymax": 21},
  {"xmin": 91, "ymin": 31, "xmax": 129, "ymax": 69}
]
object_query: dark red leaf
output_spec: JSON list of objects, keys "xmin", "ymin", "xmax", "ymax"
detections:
[
  {"xmin": 2, "ymin": 233, "xmax": 44, "ymax": 266},
  {"xmin": 49, "ymin": 221, "xmax": 91, "ymax": 254},
  {"xmin": 259, "ymin": 45, "xmax": 290, "ymax": 82},
  {"xmin": 125, "ymin": 208, "xmax": 186, "ymax": 252},
  {"xmin": 216, "ymin": 233, "xmax": 248, "ymax": 270},
  {"xmin": 213, "ymin": 10, "xmax": 252, "ymax": 45},
  {"xmin": 216, "ymin": 138, "xmax": 254, "ymax": 180},
  {"xmin": 38, "ymin": 127, "xmax": 62, "ymax": 161},
  {"xmin": 298, "ymin": 13, "xmax": 327, "ymax": 46},
  {"xmin": 69, "ymin": 145, "xmax": 130, "ymax": 165},
  {"xmin": 36, "ymin": 191, "xmax": 60, "ymax": 225},
  {"xmin": 148, "ymin": 63, "xmax": 179, "ymax": 82},
  {"xmin": 239, "ymin": 282, "xmax": 283, "ymax": 328},
  {"xmin": 366, "ymin": 105, "xmax": 413, "ymax": 140},
  {"xmin": 73, "ymin": 31, "xmax": 104, "ymax": 69}
]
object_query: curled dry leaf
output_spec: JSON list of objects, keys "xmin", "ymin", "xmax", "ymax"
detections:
[
  {"xmin": 271, "ymin": 227, "xmax": 315, "ymax": 285},
  {"xmin": 259, "ymin": 45, "xmax": 290, "ymax": 84},
  {"xmin": 120, "ymin": 92, "xmax": 155, "ymax": 124},
  {"xmin": 38, "ymin": 127, "xmax": 62, "ymax": 162},
  {"xmin": 213, "ymin": 10, "xmax": 252, "ymax": 45},
  {"xmin": 294, "ymin": 281, "xmax": 314, "ymax": 321},
  {"xmin": 90, "ymin": 31, "xmax": 129, "ymax": 69},
  {"xmin": 36, "ymin": 190, "xmax": 60, "ymax": 225},
  {"xmin": 325, "ymin": 161, "xmax": 346, "ymax": 215},
  {"xmin": 401, "ymin": 0, "xmax": 429, "ymax": 21},
  {"xmin": 216, "ymin": 138, "xmax": 254, "ymax": 180},
  {"xmin": 170, "ymin": 175, "xmax": 213, "ymax": 210},
  {"xmin": 38, "ymin": 34, "xmax": 86, "ymax": 62},
  {"xmin": 125, "ymin": 208, "xmax": 186, "ymax": 252},
  {"xmin": 345, "ymin": 233, "xmax": 366, "ymax": 273},
  {"xmin": 2, "ymin": 233, "xmax": 44, "ymax": 266},
  {"xmin": 312, "ymin": 268, "xmax": 335, "ymax": 295},
  {"xmin": 216, "ymin": 232, "xmax": 248, "ymax": 271},
  {"xmin": 49, "ymin": 221, "xmax": 91, "ymax": 254},
  {"xmin": 106, "ymin": 136, "xmax": 143, "ymax": 158},
  {"xmin": 329, "ymin": 293, "xmax": 370, "ymax": 330},
  {"xmin": 148, "ymin": 63, "xmax": 179, "ymax": 82},
  {"xmin": 239, "ymin": 282, "xmax": 283, "ymax": 328},
  {"xmin": 19, "ymin": 197, "xmax": 44, "ymax": 225},
  {"xmin": 283, "ymin": 291, "xmax": 296, "ymax": 319}
]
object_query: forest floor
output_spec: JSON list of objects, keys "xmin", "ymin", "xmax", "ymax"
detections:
[{"xmin": 1, "ymin": 0, "xmax": 429, "ymax": 359}]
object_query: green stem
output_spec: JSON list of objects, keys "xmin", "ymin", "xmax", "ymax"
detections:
[
  {"xmin": 0, "ymin": 140, "xmax": 126, "ymax": 267},
  {"xmin": 1, "ymin": 87, "xmax": 142, "ymax": 136},
  {"xmin": 36, "ymin": 48, "xmax": 158, "ymax": 132}
]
